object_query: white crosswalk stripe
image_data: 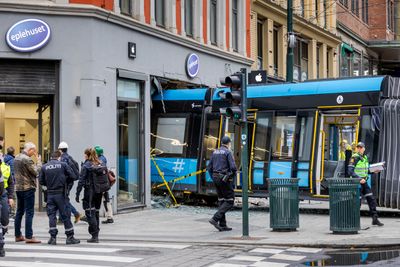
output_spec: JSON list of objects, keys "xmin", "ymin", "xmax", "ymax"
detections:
[{"xmin": 0, "ymin": 241, "xmax": 191, "ymax": 266}]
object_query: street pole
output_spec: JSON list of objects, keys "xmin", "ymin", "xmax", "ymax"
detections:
[
  {"xmin": 240, "ymin": 68, "xmax": 249, "ymax": 237},
  {"xmin": 286, "ymin": 0, "xmax": 294, "ymax": 82}
]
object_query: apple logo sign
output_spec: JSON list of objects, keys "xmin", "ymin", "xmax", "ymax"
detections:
[{"xmin": 255, "ymin": 73, "xmax": 263, "ymax": 82}]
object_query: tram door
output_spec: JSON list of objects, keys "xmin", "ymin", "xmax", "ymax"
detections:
[{"xmin": 314, "ymin": 108, "xmax": 360, "ymax": 196}]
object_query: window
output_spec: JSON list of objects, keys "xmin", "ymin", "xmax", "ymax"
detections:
[
  {"xmin": 339, "ymin": 0, "xmax": 348, "ymax": 7},
  {"xmin": 388, "ymin": 0, "xmax": 394, "ymax": 30},
  {"xmin": 185, "ymin": 0, "xmax": 193, "ymax": 37},
  {"xmin": 253, "ymin": 113, "xmax": 272, "ymax": 161},
  {"xmin": 316, "ymin": 45, "xmax": 320, "ymax": 79},
  {"xmin": 117, "ymin": 79, "xmax": 143, "ymax": 207},
  {"xmin": 326, "ymin": 49, "xmax": 330, "ymax": 77},
  {"xmin": 293, "ymin": 39, "xmax": 308, "ymax": 81},
  {"xmin": 155, "ymin": 0, "xmax": 165, "ymax": 27},
  {"xmin": 301, "ymin": 42, "xmax": 308, "ymax": 81},
  {"xmin": 353, "ymin": 52, "xmax": 361, "ymax": 76},
  {"xmin": 155, "ymin": 117, "xmax": 187, "ymax": 155},
  {"xmin": 315, "ymin": 0, "xmax": 319, "ymax": 20},
  {"xmin": 203, "ymin": 116, "xmax": 220, "ymax": 160},
  {"xmin": 273, "ymin": 28, "xmax": 279, "ymax": 77},
  {"xmin": 363, "ymin": 57, "xmax": 370, "ymax": 75},
  {"xmin": 271, "ymin": 115, "xmax": 296, "ymax": 160},
  {"xmin": 340, "ymin": 51, "xmax": 352, "ymax": 77},
  {"xmin": 210, "ymin": 0, "xmax": 217, "ymax": 45},
  {"xmin": 297, "ymin": 115, "xmax": 314, "ymax": 161},
  {"xmin": 257, "ymin": 21, "xmax": 263, "ymax": 70},
  {"xmin": 324, "ymin": 0, "xmax": 327, "ymax": 28},
  {"xmin": 232, "ymin": 0, "xmax": 239, "ymax": 51},
  {"xmin": 301, "ymin": 0, "xmax": 305, "ymax": 17},
  {"xmin": 362, "ymin": 0, "xmax": 369, "ymax": 23},
  {"xmin": 120, "ymin": 0, "xmax": 131, "ymax": 15},
  {"xmin": 351, "ymin": 0, "xmax": 359, "ymax": 16}
]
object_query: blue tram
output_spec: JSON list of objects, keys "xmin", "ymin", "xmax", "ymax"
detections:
[{"xmin": 151, "ymin": 76, "xmax": 400, "ymax": 208}]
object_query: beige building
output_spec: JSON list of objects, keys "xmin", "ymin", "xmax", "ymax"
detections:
[{"xmin": 251, "ymin": 0, "xmax": 342, "ymax": 81}]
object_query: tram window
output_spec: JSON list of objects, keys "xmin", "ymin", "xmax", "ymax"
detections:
[
  {"xmin": 298, "ymin": 116, "xmax": 314, "ymax": 161},
  {"xmin": 272, "ymin": 116, "xmax": 296, "ymax": 160},
  {"xmin": 203, "ymin": 118, "xmax": 220, "ymax": 160},
  {"xmin": 254, "ymin": 114, "xmax": 272, "ymax": 161},
  {"xmin": 154, "ymin": 117, "xmax": 187, "ymax": 155},
  {"xmin": 359, "ymin": 109, "xmax": 380, "ymax": 160}
]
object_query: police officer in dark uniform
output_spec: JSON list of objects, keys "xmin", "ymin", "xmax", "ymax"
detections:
[
  {"xmin": 207, "ymin": 136, "xmax": 237, "ymax": 231},
  {"xmin": 348, "ymin": 142, "xmax": 384, "ymax": 226},
  {"xmin": 39, "ymin": 151, "xmax": 80, "ymax": 245}
]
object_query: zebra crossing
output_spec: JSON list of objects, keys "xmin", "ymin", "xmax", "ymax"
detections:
[
  {"xmin": 0, "ymin": 239, "xmax": 191, "ymax": 267},
  {"xmin": 208, "ymin": 246, "xmax": 323, "ymax": 267}
]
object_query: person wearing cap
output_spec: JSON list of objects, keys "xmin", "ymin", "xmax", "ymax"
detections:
[
  {"xmin": 207, "ymin": 136, "xmax": 237, "ymax": 231},
  {"xmin": 58, "ymin": 142, "xmax": 81, "ymax": 224},
  {"xmin": 348, "ymin": 142, "xmax": 384, "ymax": 226},
  {"xmin": 94, "ymin": 146, "xmax": 113, "ymax": 224}
]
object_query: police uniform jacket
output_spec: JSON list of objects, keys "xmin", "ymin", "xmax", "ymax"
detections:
[
  {"xmin": 39, "ymin": 159, "xmax": 76, "ymax": 194},
  {"xmin": 207, "ymin": 145, "xmax": 237, "ymax": 178}
]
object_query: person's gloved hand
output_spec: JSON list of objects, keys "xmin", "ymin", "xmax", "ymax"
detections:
[{"xmin": 75, "ymin": 195, "xmax": 80, "ymax": 203}]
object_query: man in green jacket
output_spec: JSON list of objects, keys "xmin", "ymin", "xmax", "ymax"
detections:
[{"xmin": 348, "ymin": 142, "xmax": 383, "ymax": 226}]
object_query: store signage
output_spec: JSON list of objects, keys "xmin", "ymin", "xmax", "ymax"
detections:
[
  {"xmin": 6, "ymin": 19, "xmax": 51, "ymax": 52},
  {"xmin": 186, "ymin": 53, "xmax": 200, "ymax": 78},
  {"xmin": 128, "ymin": 42, "xmax": 136, "ymax": 58},
  {"xmin": 248, "ymin": 70, "xmax": 267, "ymax": 84}
]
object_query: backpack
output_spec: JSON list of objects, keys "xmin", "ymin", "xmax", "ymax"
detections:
[
  {"xmin": 91, "ymin": 164, "xmax": 110, "ymax": 193},
  {"xmin": 64, "ymin": 155, "xmax": 79, "ymax": 179}
]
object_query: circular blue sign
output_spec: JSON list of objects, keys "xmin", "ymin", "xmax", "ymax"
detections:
[
  {"xmin": 186, "ymin": 53, "xmax": 200, "ymax": 78},
  {"xmin": 6, "ymin": 19, "xmax": 51, "ymax": 53}
]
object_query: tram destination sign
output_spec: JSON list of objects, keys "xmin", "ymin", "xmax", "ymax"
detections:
[{"xmin": 6, "ymin": 18, "xmax": 51, "ymax": 53}]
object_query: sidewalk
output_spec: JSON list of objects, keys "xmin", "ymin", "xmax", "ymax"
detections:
[{"xmin": 27, "ymin": 201, "xmax": 400, "ymax": 249}]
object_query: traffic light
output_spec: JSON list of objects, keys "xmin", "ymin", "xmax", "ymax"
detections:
[{"xmin": 219, "ymin": 73, "xmax": 243, "ymax": 121}]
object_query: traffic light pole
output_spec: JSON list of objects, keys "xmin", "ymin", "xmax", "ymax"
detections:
[
  {"xmin": 286, "ymin": 0, "xmax": 294, "ymax": 82},
  {"xmin": 240, "ymin": 68, "xmax": 249, "ymax": 237}
]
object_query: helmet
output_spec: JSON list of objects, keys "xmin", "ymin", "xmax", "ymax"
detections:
[
  {"xmin": 356, "ymin": 142, "xmax": 365, "ymax": 148},
  {"xmin": 221, "ymin": 136, "xmax": 231, "ymax": 145},
  {"xmin": 94, "ymin": 145, "xmax": 104, "ymax": 156},
  {"xmin": 58, "ymin": 141, "xmax": 68, "ymax": 149}
]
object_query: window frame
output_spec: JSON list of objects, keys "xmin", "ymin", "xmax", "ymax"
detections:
[
  {"xmin": 273, "ymin": 27, "xmax": 279, "ymax": 77},
  {"xmin": 270, "ymin": 112, "xmax": 297, "ymax": 161},
  {"xmin": 184, "ymin": 0, "xmax": 194, "ymax": 37},
  {"xmin": 257, "ymin": 20, "xmax": 263, "ymax": 70},
  {"xmin": 232, "ymin": 0, "xmax": 239, "ymax": 52},
  {"xmin": 155, "ymin": 0, "xmax": 165, "ymax": 28},
  {"xmin": 120, "ymin": 0, "xmax": 132, "ymax": 16},
  {"xmin": 210, "ymin": 0, "xmax": 218, "ymax": 45}
]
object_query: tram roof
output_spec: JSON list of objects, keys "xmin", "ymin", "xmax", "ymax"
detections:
[{"xmin": 152, "ymin": 76, "xmax": 386, "ymax": 101}]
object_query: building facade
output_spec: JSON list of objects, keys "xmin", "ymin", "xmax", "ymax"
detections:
[
  {"xmin": 0, "ymin": 0, "xmax": 252, "ymax": 212},
  {"xmin": 251, "ymin": 0, "xmax": 342, "ymax": 81},
  {"xmin": 336, "ymin": 0, "xmax": 400, "ymax": 77}
]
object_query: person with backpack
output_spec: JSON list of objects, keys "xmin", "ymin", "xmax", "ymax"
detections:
[
  {"xmin": 94, "ymin": 146, "xmax": 114, "ymax": 224},
  {"xmin": 75, "ymin": 148, "xmax": 110, "ymax": 243},
  {"xmin": 39, "ymin": 150, "xmax": 80, "ymax": 245},
  {"xmin": 58, "ymin": 142, "xmax": 81, "ymax": 224}
]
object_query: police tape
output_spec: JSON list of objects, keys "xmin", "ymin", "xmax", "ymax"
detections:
[{"xmin": 152, "ymin": 169, "xmax": 206, "ymax": 189}]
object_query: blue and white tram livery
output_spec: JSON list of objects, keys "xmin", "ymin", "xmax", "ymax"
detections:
[{"xmin": 151, "ymin": 76, "xmax": 400, "ymax": 209}]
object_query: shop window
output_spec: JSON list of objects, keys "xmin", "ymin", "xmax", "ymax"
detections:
[
  {"xmin": 353, "ymin": 52, "xmax": 361, "ymax": 76},
  {"xmin": 155, "ymin": 0, "xmax": 165, "ymax": 27},
  {"xmin": 363, "ymin": 57, "xmax": 370, "ymax": 75},
  {"xmin": 154, "ymin": 117, "xmax": 187, "ymax": 155},
  {"xmin": 117, "ymin": 79, "xmax": 143, "ymax": 207},
  {"xmin": 340, "ymin": 44, "xmax": 353, "ymax": 77},
  {"xmin": 232, "ymin": 0, "xmax": 239, "ymax": 51},
  {"xmin": 120, "ymin": 0, "xmax": 131, "ymax": 15},
  {"xmin": 271, "ymin": 115, "xmax": 296, "ymax": 160},
  {"xmin": 273, "ymin": 28, "xmax": 279, "ymax": 77},
  {"xmin": 185, "ymin": 0, "xmax": 193, "ymax": 37},
  {"xmin": 257, "ymin": 20, "xmax": 263, "ymax": 70},
  {"xmin": 210, "ymin": 0, "xmax": 218, "ymax": 45}
]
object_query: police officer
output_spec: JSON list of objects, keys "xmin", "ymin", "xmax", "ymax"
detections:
[
  {"xmin": 0, "ymin": 149, "xmax": 6, "ymax": 256},
  {"xmin": 207, "ymin": 136, "xmax": 237, "ymax": 231},
  {"xmin": 348, "ymin": 142, "xmax": 384, "ymax": 226},
  {"xmin": 1, "ymin": 150, "xmax": 14, "ymax": 244},
  {"xmin": 39, "ymin": 151, "xmax": 80, "ymax": 245}
]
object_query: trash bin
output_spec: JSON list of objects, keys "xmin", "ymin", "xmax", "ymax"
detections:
[
  {"xmin": 327, "ymin": 178, "xmax": 361, "ymax": 234},
  {"xmin": 268, "ymin": 178, "xmax": 299, "ymax": 231}
]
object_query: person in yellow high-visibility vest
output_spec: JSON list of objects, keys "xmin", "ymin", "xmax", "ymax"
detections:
[{"xmin": 2, "ymin": 147, "xmax": 15, "ymax": 240}]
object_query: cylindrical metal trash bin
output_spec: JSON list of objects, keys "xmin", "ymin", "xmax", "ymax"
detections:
[
  {"xmin": 327, "ymin": 178, "xmax": 361, "ymax": 234},
  {"xmin": 268, "ymin": 178, "xmax": 300, "ymax": 231}
]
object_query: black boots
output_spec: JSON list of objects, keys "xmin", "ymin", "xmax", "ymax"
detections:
[
  {"xmin": 0, "ymin": 247, "xmax": 5, "ymax": 257},
  {"xmin": 66, "ymin": 236, "xmax": 80, "ymax": 245},
  {"xmin": 101, "ymin": 218, "xmax": 114, "ymax": 224},
  {"xmin": 87, "ymin": 236, "xmax": 99, "ymax": 243},
  {"xmin": 209, "ymin": 219, "xmax": 223, "ymax": 231},
  {"xmin": 372, "ymin": 215, "xmax": 384, "ymax": 226},
  {"xmin": 48, "ymin": 236, "xmax": 56, "ymax": 245}
]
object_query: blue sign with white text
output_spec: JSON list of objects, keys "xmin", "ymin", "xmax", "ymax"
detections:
[
  {"xmin": 186, "ymin": 53, "xmax": 200, "ymax": 78},
  {"xmin": 6, "ymin": 19, "xmax": 51, "ymax": 52}
]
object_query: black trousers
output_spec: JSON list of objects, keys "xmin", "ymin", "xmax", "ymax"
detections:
[
  {"xmin": 47, "ymin": 194, "xmax": 74, "ymax": 238},
  {"xmin": 212, "ymin": 176, "xmax": 234, "ymax": 227},
  {"xmin": 82, "ymin": 189, "xmax": 103, "ymax": 238},
  {"xmin": 360, "ymin": 182, "xmax": 378, "ymax": 217}
]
